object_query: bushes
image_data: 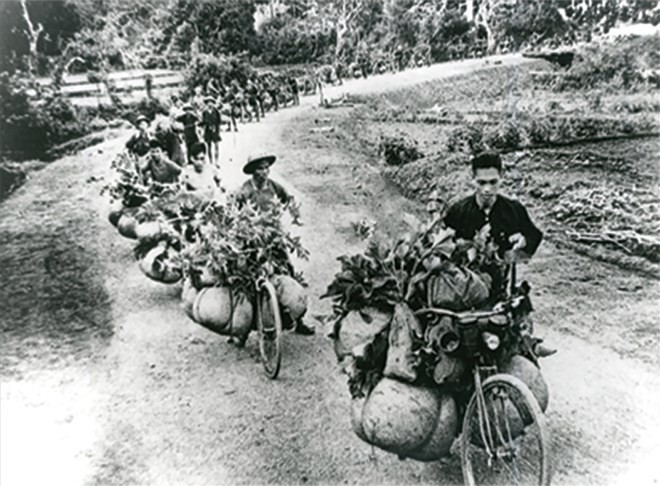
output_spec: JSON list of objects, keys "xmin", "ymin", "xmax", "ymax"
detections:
[
  {"xmin": 0, "ymin": 72, "xmax": 90, "ymax": 160},
  {"xmin": 0, "ymin": 69, "xmax": 168, "ymax": 161},
  {"xmin": 550, "ymin": 185, "xmax": 660, "ymax": 262},
  {"xmin": 546, "ymin": 36, "xmax": 660, "ymax": 92},
  {"xmin": 256, "ymin": 15, "xmax": 335, "ymax": 66},
  {"xmin": 383, "ymin": 153, "xmax": 469, "ymax": 202},
  {"xmin": 446, "ymin": 112, "xmax": 659, "ymax": 155},
  {"xmin": 378, "ymin": 133, "xmax": 424, "ymax": 166}
]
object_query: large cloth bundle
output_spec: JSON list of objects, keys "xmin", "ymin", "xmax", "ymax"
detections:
[
  {"xmin": 351, "ymin": 377, "xmax": 459, "ymax": 461},
  {"xmin": 180, "ymin": 279, "xmax": 253, "ymax": 339},
  {"xmin": 271, "ymin": 275, "xmax": 308, "ymax": 325},
  {"xmin": 108, "ymin": 200, "xmax": 124, "ymax": 227},
  {"xmin": 501, "ymin": 355, "xmax": 549, "ymax": 413},
  {"xmin": 427, "ymin": 264, "xmax": 492, "ymax": 310},
  {"xmin": 139, "ymin": 245, "xmax": 181, "ymax": 284},
  {"xmin": 117, "ymin": 212, "xmax": 138, "ymax": 239},
  {"xmin": 135, "ymin": 221, "xmax": 164, "ymax": 243}
]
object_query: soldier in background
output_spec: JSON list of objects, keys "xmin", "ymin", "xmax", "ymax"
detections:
[
  {"xmin": 182, "ymin": 142, "xmax": 224, "ymax": 203},
  {"xmin": 201, "ymin": 96, "xmax": 222, "ymax": 167},
  {"xmin": 222, "ymin": 86, "xmax": 239, "ymax": 132},
  {"xmin": 266, "ymin": 76, "xmax": 280, "ymax": 112},
  {"xmin": 246, "ymin": 78, "xmax": 261, "ymax": 122},
  {"xmin": 176, "ymin": 104, "xmax": 200, "ymax": 162},
  {"xmin": 126, "ymin": 115, "xmax": 152, "ymax": 157},
  {"xmin": 288, "ymin": 76, "xmax": 300, "ymax": 106},
  {"xmin": 255, "ymin": 76, "xmax": 267, "ymax": 118}
]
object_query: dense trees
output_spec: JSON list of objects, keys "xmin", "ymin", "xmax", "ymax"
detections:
[
  {"xmin": 0, "ymin": 0, "xmax": 82, "ymax": 73},
  {"xmin": 1, "ymin": 0, "xmax": 658, "ymax": 75}
]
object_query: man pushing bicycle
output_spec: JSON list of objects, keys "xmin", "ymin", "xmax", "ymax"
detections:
[
  {"xmin": 442, "ymin": 151, "xmax": 555, "ymax": 357},
  {"xmin": 235, "ymin": 153, "xmax": 314, "ymax": 336}
]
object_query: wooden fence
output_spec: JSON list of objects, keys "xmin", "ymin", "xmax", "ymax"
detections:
[{"xmin": 34, "ymin": 69, "xmax": 185, "ymax": 107}]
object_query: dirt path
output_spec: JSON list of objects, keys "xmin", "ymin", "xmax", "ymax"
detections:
[{"xmin": 2, "ymin": 55, "xmax": 659, "ymax": 486}]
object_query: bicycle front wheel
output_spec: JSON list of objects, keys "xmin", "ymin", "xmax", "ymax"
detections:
[
  {"xmin": 256, "ymin": 279, "xmax": 282, "ymax": 379},
  {"xmin": 461, "ymin": 374, "xmax": 551, "ymax": 486}
]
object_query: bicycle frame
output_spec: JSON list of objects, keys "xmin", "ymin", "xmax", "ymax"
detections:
[{"xmin": 470, "ymin": 364, "xmax": 500, "ymax": 460}]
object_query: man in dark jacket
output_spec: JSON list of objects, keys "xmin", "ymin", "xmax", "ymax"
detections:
[
  {"xmin": 444, "ymin": 151, "xmax": 554, "ymax": 357},
  {"xmin": 177, "ymin": 104, "xmax": 200, "ymax": 162},
  {"xmin": 235, "ymin": 154, "xmax": 314, "ymax": 336},
  {"xmin": 444, "ymin": 151, "xmax": 543, "ymax": 262},
  {"xmin": 201, "ymin": 96, "xmax": 222, "ymax": 166}
]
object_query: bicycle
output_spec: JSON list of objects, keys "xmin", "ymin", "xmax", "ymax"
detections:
[{"xmin": 415, "ymin": 268, "xmax": 551, "ymax": 486}]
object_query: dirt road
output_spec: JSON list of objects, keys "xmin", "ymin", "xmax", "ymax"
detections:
[{"xmin": 2, "ymin": 55, "xmax": 659, "ymax": 486}]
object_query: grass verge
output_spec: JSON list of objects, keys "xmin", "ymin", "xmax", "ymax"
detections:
[{"xmin": 0, "ymin": 146, "xmax": 114, "ymax": 376}]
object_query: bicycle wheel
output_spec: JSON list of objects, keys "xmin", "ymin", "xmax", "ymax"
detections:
[
  {"xmin": 461, "ymin": 374, "xmax": 551, "ymax": 486},
  {"xmin": 256, "ymin": 279, "xmax": 282, "ymax": 379}
]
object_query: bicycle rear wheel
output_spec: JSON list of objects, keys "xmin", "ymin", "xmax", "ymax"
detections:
[
  {"xmin": 256, "ymin": 279, "xmax": 282, "ymax": 379},
  {"xmin": 461, "ymin": 374, "xmax": 551, "ymax": 486}
]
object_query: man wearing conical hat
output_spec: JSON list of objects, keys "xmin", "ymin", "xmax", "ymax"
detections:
[
  {"xmin": 235, "ymin": 153, "xmax": 291, "ymax": 214},
  {"xmin": 125, "ymin": 114, "xmax": 151, "ymax": 157},
  {"xmin": 235, "ymin": 153, "xmax": 314, "ymax": 335}
]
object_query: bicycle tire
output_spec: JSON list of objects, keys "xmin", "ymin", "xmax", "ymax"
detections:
[
  {"xmin": 461, "ymin": 374, "xmax": 551, "ymax": 486},
  {"xmin": 256, "ymin": 279, "xmax": 282, "ymax": 379}
]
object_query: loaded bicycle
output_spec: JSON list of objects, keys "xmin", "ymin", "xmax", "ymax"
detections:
[
  {"xmin": 415, "ymin": 265, "xmax": 551, "ymax": 485},
  {"xmin": 329, "ymin": 256, "xmax": 553, "ymax": 485},
  {"xmin": 172, "ymin": 201, "xmax": 307, "ymax": 381}
]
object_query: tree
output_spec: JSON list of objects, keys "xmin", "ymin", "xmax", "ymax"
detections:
[
  {"xmin": 309, "ymin": 0, "xmax": 367, "ymax": 60},
  {"xmin": 162, "ymin": 0, "xmax": 258, "ymax": 57},
  {"xmin": 20, "ymin": 0, "xmax": 43, "ymax": 73},
  {"xmin": 0, "ymin": 0, "xmax": 82, "ymax": 74}
]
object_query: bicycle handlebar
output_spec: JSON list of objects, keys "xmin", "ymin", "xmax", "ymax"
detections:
[{"xmin": 414, "ymin": 294, "xmax": 526, "ymax": 321}]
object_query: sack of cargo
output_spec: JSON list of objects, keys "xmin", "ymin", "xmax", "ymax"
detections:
[
  {"xmin": 191, "ymin": 286, "xmax": 253, "ymax": 339},
  {"xmin": 406, "ymin": 392, "xmax": 459, "ymax": 461},
  {"xmin": 351, "ymin": 377, "xmax": 458, "ymax": 459},
  {"xmin": 383, "ymin": 303, "xmax": 423, "ymax": 382},
  {"xmin": 139, "ymin": 245, "xmax": 181, "ymax": 284},
  {"xmin": 271, "ymin": 275, "xmax": 308, "ymax": 324},
  {"xmin": 108, "ymin": 200, "xmax": 124, "ymax": 227},
  {"xmin": 135, "ymin": 221, "xmax": 164, "ymax": 243},
  {"xmin": 427, "ymin": 264, "xmax": 491, "ymax": 311},
  {"xmin": 501, "ymin": 355, "xmax": 549, "ymax": 413},
  {"xmin": 117, "ymin": 214, "xmax": 138, "ymax": 239}
]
